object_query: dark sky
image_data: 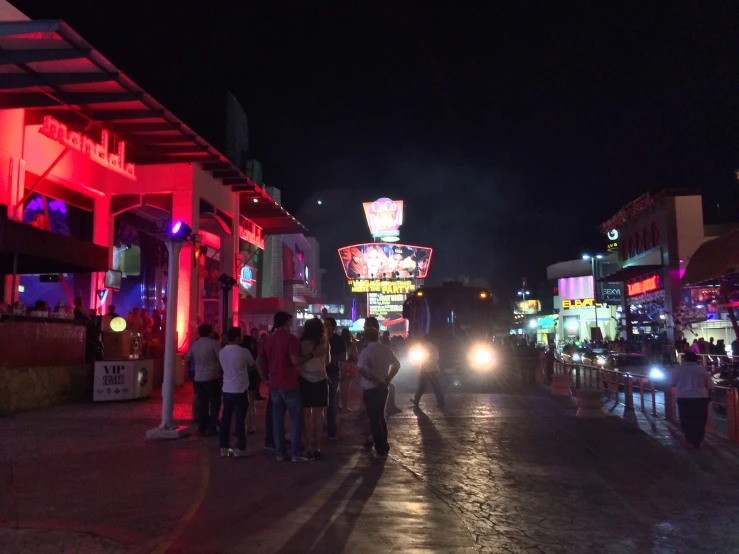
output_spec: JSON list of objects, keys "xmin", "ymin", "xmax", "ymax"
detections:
[{"xmin": 13, "ymin": 0, "xmax": 739, "ymax": 300}]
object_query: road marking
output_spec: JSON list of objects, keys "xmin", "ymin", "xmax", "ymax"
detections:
[{"xmin": 150, "ymin": 446, "xmax": 210, "ymax": 554}]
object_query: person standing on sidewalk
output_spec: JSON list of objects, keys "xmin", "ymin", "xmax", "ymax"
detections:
[
  {"xmin": 410, "ymin": 335, "xmax": 445, "ymax": 409},
  {"xmin": 298, "ymin": 318, "xmax": 330, "ymax": 458},
  {"xmin": 185, "ymin": 324, "xmax": 221, "ymax": 437},
  {"xmin": 219, "ymin": 327, "xmax": 254, "ymax": 458},
  {"xmin": 257, "ymin": 311, "xmax": 320, "ymax": 462},
  {"xmin": 358, "ymin": 325, "xmax": 401, "ymax": 458},
  {"xmin": 324, "ymin": 317, "xmax": 346, "ymax": 440},
  {"xmin": 671, "ymin": 351, "xmax": 714, "ymax": 448}
]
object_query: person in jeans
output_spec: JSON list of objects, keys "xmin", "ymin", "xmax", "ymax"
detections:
[
  {"xmin": 410, "ymin": 335, "xmax": 445, "ymax": 409},
  {"xmin": 257, "ymin": 311, "xmax": 322, "ymax": 462},
  {"xmin": 185, "ymin": 324, "xmax": 221, "ymax": 437},
  {"xmin": 671, "ymin": 351, "xmax": 714, "ymax": 448},
  {"xmin": 358, "ymin": 326, "xmax": 401, "ymax": 458},
  {"xmin": 324, "ymin": 317, "xmax": 346, "ymax": 439},
  {"xmin": 219, "ymin": 327, "xmax": 254, "ymax": 458}
]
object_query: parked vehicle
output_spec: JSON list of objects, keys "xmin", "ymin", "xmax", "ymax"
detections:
[{"xmin": 582, "ymin": 348, "xmax": 610, "ymax": 367}]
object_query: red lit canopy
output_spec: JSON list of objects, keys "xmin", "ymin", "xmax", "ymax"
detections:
[{"xmin": 0, "ymin": 19, "xmax": 306, "ymax": 235}]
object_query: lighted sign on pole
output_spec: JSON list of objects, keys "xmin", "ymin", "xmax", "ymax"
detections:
[{"xmin": 362, "ymin": 198, "xmax": 403, "ymax": 242}]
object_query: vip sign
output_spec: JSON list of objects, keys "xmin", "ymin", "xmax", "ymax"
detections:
[
  {"xmin": 362, "ymin": 198, "xmax": 403, "ymax": 240},
  {"xmin": 562, "ymin": 298, "xmax": 604, "ymax": 309},
  {"xmin": 39, "ymin": 116, "xmax": 137, "ymax": 181}
]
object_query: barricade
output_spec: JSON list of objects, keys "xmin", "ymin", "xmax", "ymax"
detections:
[{"xmin": 576, "ymin": 388, "xmax": 606, "ymax": 419}]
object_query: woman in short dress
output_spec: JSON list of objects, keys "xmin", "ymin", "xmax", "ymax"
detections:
[{"xmin": 299, "ymin": 318, "xmax": 330, "ymax": 458}]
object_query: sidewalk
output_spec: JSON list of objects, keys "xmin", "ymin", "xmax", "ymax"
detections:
[{"xmin": 0, "ymin": 386, "xmax": 476, "ymax": 554}]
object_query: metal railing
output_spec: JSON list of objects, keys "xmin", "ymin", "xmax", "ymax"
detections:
[{"xmin": 551, "ymin": 360, "xmax": 739, "ymax": 443}]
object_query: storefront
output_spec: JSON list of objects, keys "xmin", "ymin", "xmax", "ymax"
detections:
[
  {"xmin": 550, "ymin": 273, "xmax": 619, "ymax": 343},
  {"xmin": 0, "ymin": 17, "xmax": 304, "ymax": 410}
]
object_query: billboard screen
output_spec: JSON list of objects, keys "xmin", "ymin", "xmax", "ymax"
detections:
[
  {"xmin": 514, "ymin": 300, "xmax": 541, "ymax": 314},
  {"xmin": 339, "ymin": 243, "xmax": 432, "ymax": 279},
  {"xmin": 362, "ymin": 198, "xmax": 403, "ymax": 240},
  {"xmin": 349, "ymin": 279, "xmax": 415, "ymax": 294},
  {"xmin": 368, "ymin": 291, "xmax": 409, "ymax": 317},
  {"xmin": 558, "ymin": 276, "xmax": 594, "ymax": 301}
]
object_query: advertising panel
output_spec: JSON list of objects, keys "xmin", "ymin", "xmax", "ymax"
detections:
[
  {"xmin": 362, "ymin": 198, "xmax": 403, "ymax": 241},
  {"xmin": 627, "ymin": 275, "xmax": 661, "ymax": 297},
  {"xmin": 558, "ymin": 276, "xmax": 594, "ymax": 301},
  {"xmin": 514, "ymin": 300, "xmax": 541, "ymax": 314},
  {"xmin": 349, "ymin": 279, "xmax": 415, "ymax": 294},
  {"xmin": 563, "ymin": 315, "xmax": 580, "ymax": 338},
  {"xmin": 597, "ymin": 281, "xmax": 623, "ymax": 305},
  {"xmin": 368, "ymin": 291, "xmax": 407, "ymax": 317},
  {"xmin": 339, "ymin": 243, "xmax": 432, "ymax": 279}
]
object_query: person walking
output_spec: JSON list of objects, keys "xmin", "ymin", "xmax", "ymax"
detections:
[
  {"xmin": 257, "ymin": 311, "xmax": 319, "ymax": 462},
  {"xmin": 298, "ymin": 319, "xmax": 330, "ymax": 459},
  {"xmin": 185, "ymin": 324, "xmax": 221, "ymax": 437},
  {"xmin": 339, "ymin": 329, "xmax": 358, "ymax": 411},
  {"xmin": 219, "ymin": 327, "xmax": 254, "ymax": 458},
  {"xmin": 357, "ymin": 325, "xmax": 401, "ymax": 458},
  {"xmin": 324, "ymin": 317, "xmax": 346, "ymax": 439},
  {"xmin": 410, "ymin": 335, "xmax": 445, "ymax": 409},
  {"xmin": 671, "ymin": 351, "xmax": 714, "ymax": 448}
]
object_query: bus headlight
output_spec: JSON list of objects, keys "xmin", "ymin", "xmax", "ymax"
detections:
[
  {"xmin": 649, "ymin": 367, "xmax": 666, "ymax": 380},
  {"xmin": 469, "ymin": 345, "xmax": 494, "ymax": 370},
  {"xmin": 409, "ymin": 346, "xmax": 428, "ymax": 363}
]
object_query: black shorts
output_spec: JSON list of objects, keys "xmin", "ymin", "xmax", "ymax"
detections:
[
  {"xmin": 299, "ymin": 377, "xmax": 328, "ymax": 408},
  {"xmin": 248, "ymin": 370, "xmax": 260, "ymax": 392}
]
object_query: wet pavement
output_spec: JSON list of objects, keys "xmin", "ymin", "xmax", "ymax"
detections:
[{"xmin": 2, "ymin": 384, "xmax": 739, "ymax": 553}]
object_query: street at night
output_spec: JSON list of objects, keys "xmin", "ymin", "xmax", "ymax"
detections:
[{"xmin": 3, "ymin": 385, "xmax": 739, "ymax": 553}]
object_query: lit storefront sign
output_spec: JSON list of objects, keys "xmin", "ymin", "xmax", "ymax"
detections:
[
  {"xmin": 537, "ymin": 316, "xmax": 556, "ymax": 329},
  {"xmin": 563, "ymin": 315, "xmax": 580, "ymax": 338},
  {"xmin": 239, "ymin": 265, "xmax": 256, "ymax": 290},
  {"xmin": 606, "ymin": 229, "xmax": 619, "ymax": 252},
  {"xmin": 39, "ymin": 116, "xmax": 137, "ymax": 181},
  {"xmin": 597, "ymin": 281, "xmax": 623, "ymax": 305},
  {"xmin": 627, "ymin": 275, "xmax": 660, "ymax": 296},
  {"xmin": 514, "ymin": 300, "xmax": 541, "ymax": 314},
  {"xmin": 362, "ymin": 198, "xmax": 403, "ymax": 242},
  {"xmin": 239, "ymin": 220, "xmax": 265, "ymax": 249},
  {"xmin": 339, "ymin": 243, "xmax": 432, "ymax": 279},
  {"xmin": 349, "ymin": 279, "xmax": 415, "ymax": 294},
  {"xmin": 562, "ymin": 298, "xmax": 604, "ymax": 309},
  {"xmin": 368, "ymin": 292, "xmax": 407, "ymax": 317}
]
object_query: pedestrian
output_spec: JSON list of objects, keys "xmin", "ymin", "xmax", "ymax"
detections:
[
  {"xmin": 324, "ymin": 317, "xmax": 346, "ymax": 439},
  {"xmin": 298, "ymin": 318, "xmax": 330, "ymax": 459},
  {"xmin": 185, "ymin": 324, "xmax": 221, "ymax": 437},
  {"xmin": 671, "ymin": 351, "xmax": 713, "ymax": 448},
  {"xmin": 219, "ymin": 327, "xmax": 254, "ymax": 458},
  {"xmin": 240, "ymin": 328, "xmax": 260, "ymax": 434},
  {"xmin": 357, "ymin": 323, "xmax": 401, "ymax": 459},
  {"xmin": 410, "ymin": 335, "xmax": 445, "ymax": 409},
  {"xmin": 257, "ymin": 311, "xmax": 319, "ymax": 462},
  {"xmin": 339, "ymin": 328, "xmax": 358, "ymax": 411},
  {"xmin": 73, "ymin": 296, "xmax": 90, "ymax": 321}
]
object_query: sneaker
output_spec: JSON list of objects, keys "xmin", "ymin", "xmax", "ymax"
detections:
[
  {"xmin": 233, "ymin": 448, "xmax": 248, "ymax": 458},
  {"xmin": 263, "ymin": 444, "xmax": 276, "ymax": 451},
  {"xmin": 292, "ymin": 455, "xmax": 313, "ymax": 463},
  {"xmin": 276, "ymin": 455, "xmax": 287, "ymax": 461},
  {"xmin": 220, "ymin": 448, "xmax": 231, "ymax": 458}
]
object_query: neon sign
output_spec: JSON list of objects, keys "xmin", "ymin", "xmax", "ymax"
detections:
[
  {"xmin": 239, "ymin": 220, "xmax": 264, "ymax": 249},
  {"xmin": 627, "ymin": 275, "xmax": 660, "ymax": 296},
  {"xmin": 562, "ymin": 298, "xmax": 604, "ymax": 309},
  {"xmin": 349, "ymin": 279, "xmax": 415, "ymax": 294},
  {"xmin": 39, "ymin": 116, "xmax": 137, "ymax": 181},
  {"xmin": 240, "ymin": 265, "xmax": 256, "ymax": 289},
  {"xmin": 362, "ymin": 198, "xmax": 403, "ymax": 240}
]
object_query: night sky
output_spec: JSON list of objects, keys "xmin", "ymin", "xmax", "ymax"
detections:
[{"xmin": 13, "ymin": 0, "xmax": 739, "ymax": 301}]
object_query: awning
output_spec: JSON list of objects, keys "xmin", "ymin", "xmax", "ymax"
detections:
[
  {"xmin": 599, "ymin": 265, "xmax": 662, "ymax": 283},
  {"xmin": 0, "ymin": 218, "xmax": 108, "ymax": 274},
  {"xmin": 682, "ymin": 230, "xmax": 739, "ymax": 286},
  {"xmin": 0, "ymin": 19, "xmax": 305, "ymax": 235}
]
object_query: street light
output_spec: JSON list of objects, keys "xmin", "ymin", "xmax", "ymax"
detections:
[{"xmin": 582, "ymin": 253, "xmax": 605, "ymax": 342}]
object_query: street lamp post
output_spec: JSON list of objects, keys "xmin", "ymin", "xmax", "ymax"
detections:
[
  {"xmin": 582, "ymin": 254, "xmax": 603, "ymax": 342},
  {"xmin": 517, "ymin": 288, "xmax": 530, "ymax": 336}
]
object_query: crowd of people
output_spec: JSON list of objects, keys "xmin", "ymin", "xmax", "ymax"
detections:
[{"xmin": 185, "ymin": 312, "xmax": 403, "ymax": 461}]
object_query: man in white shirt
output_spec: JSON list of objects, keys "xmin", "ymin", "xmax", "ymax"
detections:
[
  {"xmin": 358, "ymin": 325, "xmax": 401, "ymax": 458},
  {"xmin": 219, "ymin": 327, "xmax": 255, "ymax": 458},
  {"xmin": 671, "ymin": 351, "xmax": 714, "ymax": 448},
  {"xmin": 185, "ymin": 324, "xmax": 221, "ymax": 437}
]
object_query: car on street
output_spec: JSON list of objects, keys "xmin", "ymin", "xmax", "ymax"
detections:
[{"xmin": 582, "ymin": 348, "xmax": 610, "ymax": 367}]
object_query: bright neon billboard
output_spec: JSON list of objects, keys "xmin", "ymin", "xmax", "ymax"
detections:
[
  {"xmin": 362, "ymin": 198, "xmax": 403, "ymax": 241},
  {"xmin": 338, "ymin": 243, "xmax": 432, "ymax": 279}
]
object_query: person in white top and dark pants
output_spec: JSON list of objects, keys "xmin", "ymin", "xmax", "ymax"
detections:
[
  {"xmin": 219, "ymin": 327, "xmax": 255, "ymax": 458},
  {"xmin": 671, "ymin": 351, "xmax": 714, "ymax": 448},
  {"xmin": 185, "ymin": 324, "xmax": 221, "ymax": 437}
]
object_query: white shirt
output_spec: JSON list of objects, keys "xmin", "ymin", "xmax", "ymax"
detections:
[
  {"xmin": 185, "ymin": 337, "xmax": 221, "ymax": 382},
  {"xmin": 358, "ymin": 341, "xmax": 400, "ymax": 390},
  {"xmin": 300, "ymin": 340, "xmax": 328, "ymax": 383},
  {"xmin": 670, "ymin": 362, "xmax": 714, "ymax": 398},
  {"xmin": 220, "ymin": 344, "xmax": 255, "ymax": 394}
]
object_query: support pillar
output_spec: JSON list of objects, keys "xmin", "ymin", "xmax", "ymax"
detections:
[{"xmin": 90, "ymin": 195, "xmax": 114, "ymax": 315}]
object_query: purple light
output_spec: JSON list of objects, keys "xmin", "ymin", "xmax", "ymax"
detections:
[{"xmin": 171, "ymin": 221, "xmax": 182, "ymax": 234}]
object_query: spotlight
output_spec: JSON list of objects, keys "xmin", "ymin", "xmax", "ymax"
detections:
[
  {"xmin": 218, "ymin": 273, "xmax": 238, "ymax": 288},
  {"xmin": 170, "ymin": 220, "xmax": 192, "ymax": 241}
]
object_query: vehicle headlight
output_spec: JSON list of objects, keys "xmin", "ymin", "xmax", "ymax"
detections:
[
  {"xmin": 649, "ymin": 367, "xmax": 666, "ymax": 380},
  {"xmin": 597, "ymin": 357, "xmax": 606, "ymax": 366},
  {"xmin": 469, "ymin": 345, "xmax": 494, "ymax": 369},
  {"xmin": 409, "ymin": 346, "xmax": 428, "ymax": 363},
  {"xmin": 572, "ymin": 354, "xmax": 581, "ymax": 362}
]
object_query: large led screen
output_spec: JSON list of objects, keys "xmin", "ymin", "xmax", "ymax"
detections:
[
  {"xmin": 338, "ymin": 243, "xmax": 432, "ymax": 279},
  {"xmin": 558, "ymin": 276, "xmax": 594, "ymax": 301}
]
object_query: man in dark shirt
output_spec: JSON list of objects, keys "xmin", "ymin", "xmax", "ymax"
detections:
[{"xmin": 324, "ymin": 317, "xmax": 346, "ymax": 439}]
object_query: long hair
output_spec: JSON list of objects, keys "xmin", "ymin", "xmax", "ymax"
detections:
[{"xmin": 300, "ymin": 317, "xmax": 326, "ymax": 347}]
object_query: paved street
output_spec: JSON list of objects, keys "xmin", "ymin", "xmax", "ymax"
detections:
[{"xmin": 3, "ymin": 384, "xmax": 739, "ymax": 553}]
